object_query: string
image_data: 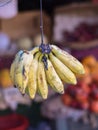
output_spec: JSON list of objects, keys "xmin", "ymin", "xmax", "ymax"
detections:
[{"xmin": 40, "ymin": 0, "xmax": 44, "ymax": 44}]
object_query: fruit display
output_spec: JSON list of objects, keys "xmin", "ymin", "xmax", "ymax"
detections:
[
  {"xmin": 10, "ymin": 44, "xmax": 85, "ymax": 100},
  {"xmin": 63, "ymin": 22, "xmax": 98, "ymax": 44},
  {"xmin": 54, "ymin": 21, "xmax": 98, "ymax": 60},
  {"xmin": 62, "ymin": 55, "xmax": 98, "ymax": 114}
]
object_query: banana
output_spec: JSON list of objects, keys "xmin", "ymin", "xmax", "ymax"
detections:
[
  {"xmin": 45, "ymin": 55, "xmax": 64, "ymax": 94},
  {"xmin": 37, "ymin": 54, "xmax": 48, "ymax": 99},
  {"xmin": 51, "ymin": 45, "xmax": 85, "ymax": 74},
  {"xmin": 15, "ymin": 50, "xmax": 33, "ymax": 94},
  {"xmin": 27, "ymin": 52, "xmax": 41, "ymax": 99},
  {"xmin": 10, "ymin": 43, "xmax": 84, "ymax": 99},
  {"xmin": 10, "ymin": 50, "xmax": 23, "ymax": 87},
  {"xmin": 30, "ymin": 46, "xmax": 39, "ymax": 55},
  {"xmin": 49, "ymin": 52, "xmax": 77, "ymax": 85}
]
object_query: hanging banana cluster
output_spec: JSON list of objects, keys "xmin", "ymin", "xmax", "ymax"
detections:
[{"xmin": 10, "ymin": 44, "xmax": 85, "ymax": 99}]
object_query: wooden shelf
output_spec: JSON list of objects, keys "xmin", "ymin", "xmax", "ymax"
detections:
[
  {"xmin": 0, "ymin": 11, "xmax": 52, "ymax": 40},
  {"xmin": 68, "ymin": 39, "xmax": 98, "ymax": 50},
  {"xmin": 55, "ymin": 2, "xmax": 98, "ymax": 16}
]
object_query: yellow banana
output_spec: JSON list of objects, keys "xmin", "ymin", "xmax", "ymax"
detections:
[
  {"xmin": 30, "ymin": 46, "xmax": 39, "ymax": 55},
  {"xmin": 51, "ymin": 45, "xmax": 85, "ymax": 74},
  {"xmin": 49, "ymin": 52, "xmax": 77, "ymax": 85},
  {"xmin": 15, "ymin": 50, "xmax": 33, "ymax": 94},
  {"xmin": 10, "ymin": 50, "xmax": 23, "ymax": 87},
  {"xmin": 27, "ymin": 52, "xmax": 41, "ymax": 99},
  {"xmin": 37, "ymin": 54, "xmax": 48, "ymax": 99},
  {"xmin": 45, "ymin": 55, "xmax": 64, "ymax": 94}
]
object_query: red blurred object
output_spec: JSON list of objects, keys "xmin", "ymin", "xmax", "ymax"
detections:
[
  {"xmin": 80, "ymin": 101, "xmax": 89, "ymax": 110},
  {"xmin": 62, "ymin": 93, "xmax": 72, "ymax": 106},
  {"xmin": 0, "ymin": 114, "xmax": 29, "ymax": 130},
  {"xmin": 78, "ymin": 82, "xmax": 91, "ymax": 94},
  {"xmin": 75, "ymin": 88, "xmax": 88, "ymax": 102},
  {"xmin": 92, "ymin": 0, "xmax": 98, "ymax": 4},
  {"xmin": 75, "ymin": 100, "xmax": 89, "ymax": 110},
  {"xmin": 70, "ymin": 100, "xmax": 78, "ymax": 108},
  {"xmin": 90, "ymin": 100, "xmax": 98, "ymax": 113},
  {"xmin": 90, "ymin": 83, "xmax": 98, "ymax": 99}
]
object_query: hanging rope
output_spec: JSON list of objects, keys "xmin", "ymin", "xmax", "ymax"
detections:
[
  {"xmin": 39, "ymin": 0, "xmax": 51, "ymax": 69},
  {"xmin": 40, "ymin": 0, "xmax": 44, "ymax": 44}
]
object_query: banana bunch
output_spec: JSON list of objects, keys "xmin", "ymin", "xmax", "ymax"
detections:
[{"xmin": 10, "ymin": 44, "xmax": 85, "ymax": 99}]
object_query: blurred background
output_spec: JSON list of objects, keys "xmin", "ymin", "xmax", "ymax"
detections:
[{"xmin": 0, "ymin": 0, "xmax": 98, "ymax": 130}]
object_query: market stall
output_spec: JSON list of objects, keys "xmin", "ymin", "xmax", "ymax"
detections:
[{"xmin": 0, "ymin": 1, "xmax": 98, "ymax": 130}]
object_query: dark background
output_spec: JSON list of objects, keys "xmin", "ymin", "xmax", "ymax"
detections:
[{"xmin": 18, "ymin": 0, "xmax": 89, "ymax": 15}]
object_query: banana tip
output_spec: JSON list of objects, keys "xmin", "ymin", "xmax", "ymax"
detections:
[
  {"xmin": 72, "ymin": 80, "xmax": 77, "ymax": 85},
  {"xmin": 42, "ymin": 96, "xmax": 48, "ymax": 100},
  {"xmin": 60, "ymin": 90, "xmax": 65, "ymax": 94}
]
